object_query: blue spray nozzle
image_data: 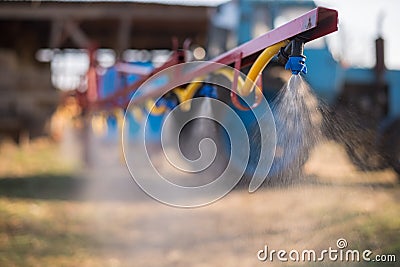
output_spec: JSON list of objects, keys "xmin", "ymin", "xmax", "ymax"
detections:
[{"xmin": 285, "ymin": 55, "xmax": 307, "ymax": 75}]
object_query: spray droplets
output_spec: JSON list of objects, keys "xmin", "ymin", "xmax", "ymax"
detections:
[{"xmin": 250, "ymin": 74, "xmax": 323, "ymax": 186}]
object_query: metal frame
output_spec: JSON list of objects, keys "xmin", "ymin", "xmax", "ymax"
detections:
[{"xmin": 89, "ymin": 7, "xmax": 338, "ymax": 111}]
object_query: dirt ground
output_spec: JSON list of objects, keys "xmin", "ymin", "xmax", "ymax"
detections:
[
  {"xmin": 68, "ymin": 129, "xmax": 400, "ymax": 266},
  {"xmin": 0, "ymin": 129, "xmax": 399, "ymax": 266}
]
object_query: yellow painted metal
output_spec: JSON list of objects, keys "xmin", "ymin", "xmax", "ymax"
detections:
[
  {"xmin": 145, "ymin": 99, "xmax": 167, "ymax": 115},
  {"xmin": 173, "ymin": 80, "xmax": 203, "ymax": 112},
  {"xmin": 241, "ymin": 40, "xmax": 289, "ymax": 96}
]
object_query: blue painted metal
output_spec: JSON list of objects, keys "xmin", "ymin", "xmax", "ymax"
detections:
[
  {"xmin": 238, "ymin": 0, "xmax": 253, "ymax": 44},
  {"xmin": 155, "ymin": 97, "xmax": 177, "ymax": 110},
  {"xmin": 125, "ymin": 111, "xmax": 142, "ymax": 140},
  {"xmin": 196, "ymin": 84, "xmax": 218, "ymax": 99},
  {"xmin": 98, "ymin": 61, "xmax": 165, "ymax": 141},
  {"xmin": 98, "ymin": 66, "xmax": 119, "ymax": 98},
  {"xmin": 386, "ymin": 70, "xmax": 400, "ymax": 117},
  {"xmin": 303, "ymin": 48, "xmax": 343, "ymax": 104},
  {"xmin": 237, "ymin": 0, "xmax": 317, "ymax": 44},
  {"xmin": 105, "ymin": 114, "xmax": 119, "ymax": 141},
  {"xmin": 144, "ymin": 113, "xmax": 164, "ymax": 144},
  {"xmin": 285, "ymin": 55, "xmax": 307, "ymax": 75}
]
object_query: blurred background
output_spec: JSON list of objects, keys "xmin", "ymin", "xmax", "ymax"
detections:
[{"xmin": 0, "ymin": 0, "xmax": 399, "ymax": 266}]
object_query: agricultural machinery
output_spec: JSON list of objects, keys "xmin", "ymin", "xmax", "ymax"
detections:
[
  {"xmin": 208, "ymin": 0, "xmax": 400, "ymax": 175},
  {"xmin": 78, "ymin": 1, "xmax": 400, "ymax": 181},
  {"xmin": 79, "ymin": 6, "xmax": 339, "ymax": 186}
]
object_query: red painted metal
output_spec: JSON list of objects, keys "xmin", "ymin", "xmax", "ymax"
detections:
[
  {"xmin": 89, "ymin": 7, "xmax": 338, "ymax": 111},
  {"xmin": 86, "ymin": 46, "xmax": 98, "ymax": 103},
  {"xmin": 91, "ymin": 49, "xmax": 185, "ymax": 109}
]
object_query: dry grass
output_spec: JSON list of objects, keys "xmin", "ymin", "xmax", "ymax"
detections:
[
  {"xmin": 0, "ymin": 138, "xmax": 77, "ymax": 177},
  {"xmin": 0, "ymin": 138, "xmax": 399, "ymax": 267}
]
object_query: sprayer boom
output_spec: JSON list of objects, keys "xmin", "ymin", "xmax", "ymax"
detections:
[{"xmin": 90, "ymin": 7, "xmax": 338, "ymax": 110}]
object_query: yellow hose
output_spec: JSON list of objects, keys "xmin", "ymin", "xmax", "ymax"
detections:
[
  {"xmin": 241, "ymin": 40, "xmax": 289, "ymax": 97},
  {"xmin": 145, "ymin": 99, "xmax": 167, "ymax": 115},
  {"xmin": 174, "ymin": 69, "xmax": 245, "ymax": 112},
  {"xmin": 214, "ymin": 68, "xmax": 246, "ymax": 95},
  {"xmin": 130, "ymin": 106, "xmax": 143, "ymax": 122},
  {"xmin": 146, "ymin": 79, "xmax": 203, "ymax": 114},
  {"xmin": 146, "ymin": 41, "xmax": 288, "ymax": 113},
  {"xmin": 173, "ymin": 78, "xmax": 204, "ymax": 112}
]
